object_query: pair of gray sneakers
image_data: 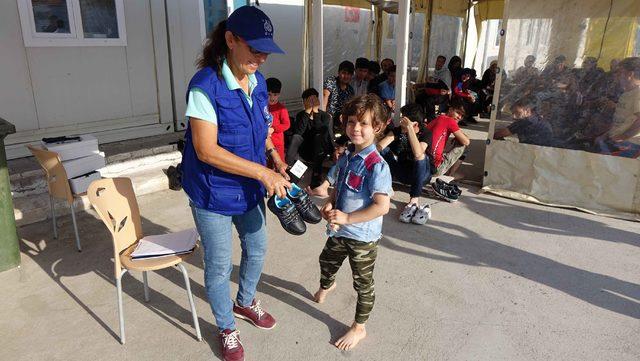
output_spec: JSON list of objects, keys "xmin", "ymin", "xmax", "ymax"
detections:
[{"xmin": 399, "ymin": 203, "xmax": 432, "ymax": 225}]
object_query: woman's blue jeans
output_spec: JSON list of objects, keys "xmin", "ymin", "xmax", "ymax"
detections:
[{"xmin": 190, "ymin": 201, "xmax": 267, "ymax": 332}]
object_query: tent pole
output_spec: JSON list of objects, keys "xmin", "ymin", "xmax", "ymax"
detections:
[
  {"xmin": 487, "ymin": 0, "xmax": 509, "ymax": 141},
  {"xmin": 394, "ymin": 0, "xmax": 411, "ymax": 124},
  {"xmin": 312, "ymin": 0, "xmax": 324, "ymax": 109},
  {"xmin": 301, "ymin": 0, "xmax": 311, "ymax": 91},
  {"xmin": 462, "ymin": 0, "xmax": 472, "ymax": 63},
  {"xmin": 417, "ymin": 0, "xmax": 434, "ymax": 83},
  {"xmin": 369, "ymin": 4, "xmax": 375, "ymax": 60}
]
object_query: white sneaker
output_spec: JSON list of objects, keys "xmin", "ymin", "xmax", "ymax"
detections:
[
  {"xmin": 399, "ymin": 203, "xmax": 418, "ymax": 223},
  {"xmin": 411, "ymin": 204, "xmax": 432, "ymax": 225}
]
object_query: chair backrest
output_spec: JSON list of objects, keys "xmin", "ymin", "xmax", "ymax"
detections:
[
  {"xmin": 27, "ymin": 145, "xmax": 73, "ymax": 205},
  {"xmin": 87, "ymin": 177, "xmax": 143, "ymax": 277}
]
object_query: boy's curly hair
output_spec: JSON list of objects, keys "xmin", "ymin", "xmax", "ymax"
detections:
[{"xmin": 341, "ymin": 94, "xmax": 389, "ymax": 133}]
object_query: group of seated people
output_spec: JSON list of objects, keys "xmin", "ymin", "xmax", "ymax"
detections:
[
  {"xmin": 495, "ymin": 55, "xmax": 640, "ymax": 158},
  {"xmin": 413, "ymin": 55, "xmax": 499, "ymax": 126},
  {"xmin": 262, "ymin": 56, "xmax": 484, "ymax": 222}
]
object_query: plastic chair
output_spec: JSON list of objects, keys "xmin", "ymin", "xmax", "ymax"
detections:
[
  {"xmin": 86, "ymin": 177, "xmax": 202, "ymax": 344},
  {"xmin": 27, "ymin": 145, "xmax": 82, "ymax": 251}
]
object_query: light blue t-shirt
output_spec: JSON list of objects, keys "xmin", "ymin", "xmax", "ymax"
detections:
[
  {"xmin": 328, "ymin": 143, "xmax": 393, "ymax": 243},
  {"xmin": 185, "ymin": 59, "xmax": 258, "ymax": 124}
]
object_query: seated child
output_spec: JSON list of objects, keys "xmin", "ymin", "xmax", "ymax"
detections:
[
  {"xmin": 453, "ymin": 68, "xmax": 478, "ymax": 125},
  {"xmin": 313, "ymin": 94, "xmax": 392, "ymax": 351},
  {"xmin": 493, "ymin": 98, "xmax": 554, "ymax": 147},
  {"xmin": 286, "ymin": 88, "xmax": 335, "ymax": 187},
  {"xmin": 414, "ymin": 76, "xmax": 451, "ymax": 121},
  {"xmin": 266, "ymin": 77, "xmax": 291, "ymax": 161},
  {"xmin": 305, "ymin": 135, "xmax": 349, "ymax": 197},
  {"xmin": 378, "ymin": 65, "xmax": 397, "ymax": 111},
  {"xmin": 427, "ymin": 101, "xmax": 470, "ymax": 201},
  {"xmin": 377, "ymin": 103, "xmax": 433, "ymax": 224}
]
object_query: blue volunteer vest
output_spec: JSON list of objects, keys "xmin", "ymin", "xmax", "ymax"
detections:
[{"xmin": 182, "ymin": 66, "xmax": 270, "ymax": 215}]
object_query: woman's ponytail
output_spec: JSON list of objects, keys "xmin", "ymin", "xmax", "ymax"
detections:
[{"xmin": 196, "ymin": 20, "xmax": 228, "ymax": 75}]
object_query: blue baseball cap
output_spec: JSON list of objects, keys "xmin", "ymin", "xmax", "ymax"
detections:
[{"xmin": 227, "ymin": 6, "xmax": 285, "ymax": 55}]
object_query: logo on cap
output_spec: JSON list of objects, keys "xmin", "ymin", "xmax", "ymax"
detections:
[{"xmin": 263, "ymin": 19, "xmax": 273, "ymax": 36}]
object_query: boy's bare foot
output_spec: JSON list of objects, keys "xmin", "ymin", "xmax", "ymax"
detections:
[
  {"xmin": 335, "ymin": 322, "xmax": 367, "ymax": 350},
  {"xmin": 313, "ymin": 283, "xmax": 336, "ymax": 303}
]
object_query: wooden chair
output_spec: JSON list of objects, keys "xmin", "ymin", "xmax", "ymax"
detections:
[
  {"xmin": 27, "ymin": 145, "xmax": 82, "ymax": 251},
  {"xmin": 86, "ymin": 177, "xmax": 202, "ymax": 344}
]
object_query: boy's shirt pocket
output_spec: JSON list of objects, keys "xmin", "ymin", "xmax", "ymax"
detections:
[{"xmin": 346, "ymin": 170, "xmax": 364, "ymax": 192}]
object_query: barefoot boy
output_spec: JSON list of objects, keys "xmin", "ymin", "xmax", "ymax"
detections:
[{"xmin": 313, "ymin": 94, "xmax": 392, "ymax": 350}]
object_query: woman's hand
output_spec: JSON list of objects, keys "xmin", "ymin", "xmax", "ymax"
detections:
[
  {"xmin": 258, "ymin": 168, "xmax": 291, "ymax": 198},
  {"xmin": 272, "ymin": 159, "xmax": 290, "ymax": 180}
]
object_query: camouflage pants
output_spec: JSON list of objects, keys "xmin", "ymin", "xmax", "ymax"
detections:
[{"xmin": 319, "ymin": 236, "xmax": 378, "ymax": 324}]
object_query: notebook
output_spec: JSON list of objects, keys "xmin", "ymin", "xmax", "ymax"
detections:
[{"xmin": 130, "ymin": 228, "xmax": 198, "ymax": 260}]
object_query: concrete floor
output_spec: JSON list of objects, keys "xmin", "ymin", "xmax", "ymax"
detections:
[{"xmin": 1, "ymin": 183, "xmax": 639, "ymax": 361}]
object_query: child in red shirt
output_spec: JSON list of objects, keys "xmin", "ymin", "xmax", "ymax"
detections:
[
  {"xmin": 426, "ymin": 101, "xmax": 470, "ymax": 178},
  {"xmin": 267, "ymin": 78, "xmax": 290, "ymax": 161}
]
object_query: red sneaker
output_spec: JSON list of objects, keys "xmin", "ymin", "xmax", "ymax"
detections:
[
  {"xmin": 233, "ymin": 299, "xmax": 277, "ymax": 330},
  {"xmin": 219, "ymin": 329, "xmax": 244, "ymax": 361}
]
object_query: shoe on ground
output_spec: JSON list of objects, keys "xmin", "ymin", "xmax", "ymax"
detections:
[
  {"xmin": 233, "ymin": 299, "xmax": 277, "ymax": 330},
  {"xmin": 267, "ymin": 195, "xmax": 306, "ymax": 235},
  {"xmin": 448, "ymin": 182, "xmax": 462, "ymax": 196},
  {"xmin": 411, "ymin": 204, "xmax": 432, "ymax": 225},
  {"xmin": 435, "ymin": 178, "xmax": 462, "ymax": 196},
  {"xmin": 431, "ymin": 181, "xmax": 459, "ymax": 202},
  {"xmin": 220, "ymin": 329, "xmax": 244, "ymax": 361},
  {"xmin": 399, "ymin": 203, "xmax": 418, "ymax": 223},
  {"xmin": 459, "ymin": 120, "xmax": 468, "ymax": 127},
  {"xmin": 287, "ymin": 183, "xmax": 322, "ymax": 224}
]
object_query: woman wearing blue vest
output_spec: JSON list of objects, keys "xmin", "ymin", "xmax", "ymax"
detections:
[{"xmin": 182, "ymin": 6, "xmax": 288, "ymax": 361}]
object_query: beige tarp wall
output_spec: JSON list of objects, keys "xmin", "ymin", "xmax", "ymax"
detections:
[
  {"xmin": 484, "ymin": 141, "xmax": 640, "ymax": 221},
  {"xmin": 483, "ymin": 0, "xmax": 640, "ymax": 220}
]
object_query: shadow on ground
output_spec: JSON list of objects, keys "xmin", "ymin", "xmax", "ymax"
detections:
[
  {"xmin": 383, "ymin": 197, "xmax": 640, "ymax": 319},
  {"xmin": 18, "ymin": 209, "xmax": 348, "ymax": 356}
]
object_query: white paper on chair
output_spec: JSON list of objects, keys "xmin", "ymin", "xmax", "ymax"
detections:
[{"xmin": 130, "ymin": 228, "xmax": 198, "ymax": 259}]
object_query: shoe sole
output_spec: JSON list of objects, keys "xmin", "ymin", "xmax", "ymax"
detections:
[{"xmin": 233, "ymin": 312, "xmax": 277, "ymax": 330}]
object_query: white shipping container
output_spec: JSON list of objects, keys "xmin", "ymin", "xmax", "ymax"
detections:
[
  {"xmin": 69, "ymin": 171, "xmax": 102, "ymax": 194},
  {"xmin": 42, "ymin": 135, "xmax": 100, "ymax": 161},
  {"xmin": 62, "ymin": 152, "xmax": 106, "ymax": 179}
]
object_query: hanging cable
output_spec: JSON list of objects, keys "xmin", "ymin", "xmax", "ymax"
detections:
[{"xmin": 596, "ymin": 0, "xmax": 614, "ymax": 61}]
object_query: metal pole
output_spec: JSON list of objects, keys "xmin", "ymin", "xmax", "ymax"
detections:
[
  {"xmin": 461, "ymin": 0, "xmax": 472, "ymax": 63},
  {"xmin": 394, "ymin": 0, "xmax": 411, "ymax": 124},
  {"xmin": 0, "ymin": 118, "xmax": 20, "ymax": 272},
  {"xmin": 312, "ymin": 0, "xmax": 324, "ymax": 109}
]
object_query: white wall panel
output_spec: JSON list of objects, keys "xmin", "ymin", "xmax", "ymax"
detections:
[
  {"xmin": 0, "ymin": 1, "xmax": 38, "ymax": 132},
  {"xmin": 123, "ymin": 0, "xmax": 159, "ymax": 117},
  {"xmin": 26, "ymin": 46, "xmax": 133, "ymax": 128}
]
